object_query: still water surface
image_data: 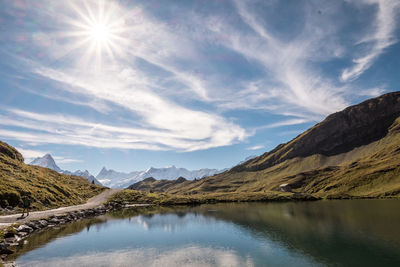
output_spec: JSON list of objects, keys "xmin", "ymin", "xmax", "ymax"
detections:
[{"xmin": 11, "ymin": 200, "xmax": 400, "ymax": 266}]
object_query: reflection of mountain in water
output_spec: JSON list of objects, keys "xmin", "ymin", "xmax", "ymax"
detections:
[
  {"xmin": 10, "ymin": 201, "xmax": 400, "ymax": 266},
  {"xmin": 6, "ymin": 216, "xmax": 108, "ymax": 262},
  {"xmin": 109, "ymin": 207, "xmax": 218, "ymax": 233},
  {"xmin": 110, "ymin": 202, "xmax": 400, "ymax": 266},
  {"xmin": 190, "ymin": 201, "xmax": 400, "ymax": 266}
]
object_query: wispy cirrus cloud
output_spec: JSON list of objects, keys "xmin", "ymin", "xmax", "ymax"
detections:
[
  {"xmin": 341, "ymin": 0, "xmax": 400, "ymax": 82},
  {"xmin": 197, "ymin": 0, "xmax": 350, "ymax": 119},
  {"xmin": 255, "ymin": 119, "xmax": 310, "ymax": 131},
  {"xmin": 1, "ymin": 0, "xmax": 397, "ymax": 159},
  {"xmin": 246, "ymin": 145, "xmax": 265, "ymax": 151},
  {"xmin": 0, "ymin": 106, "xmax": 247, "ymax": 152}
]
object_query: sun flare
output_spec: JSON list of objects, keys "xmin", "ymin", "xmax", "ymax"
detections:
[
  {"xmin": 62, "ymin": 0, "xmax": 130, "ymax": 69},
  {"xmin": 90, "ymin": 23, "xmax": 111, "ymax": 43}
]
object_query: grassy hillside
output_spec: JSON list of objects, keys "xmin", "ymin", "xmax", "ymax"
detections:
[
  {"xmin": 108, "ymin": 189, "xmax": 316, "ymax": 206},
  {"xmin": 0, "ymin": 141, "xmax": 105, "ymax": 212},
  {"xmin": 129, "ymin": 92, "xmax": 400, "ymax": 199}
]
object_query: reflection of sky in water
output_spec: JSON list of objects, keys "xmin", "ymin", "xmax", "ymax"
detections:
[{"xmin": 16, "ymin": 212, "xmax": 321, "ymax": 267}]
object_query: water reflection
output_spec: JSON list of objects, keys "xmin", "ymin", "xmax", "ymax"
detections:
[
  {"xmin": 18, "ymin": 246, "xmax": 255, "ymax": 267},
  {"xmin": 12, "ymin": 200, "xmax": 400, "ymax": 267}
]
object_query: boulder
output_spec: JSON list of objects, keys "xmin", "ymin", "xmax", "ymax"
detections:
[
  {"xmin": 37, "ymin": 220, "xmax": 48, "ymax": 228},
  {"xmin": 16, "ymin": 225, "xmax": 33, "ymax": 233},
  {"xmin": 3, "ymin": 232, "xmax": 15, "ymax": 239},
  {"xmin": 25, "ymin": 222, "xmax": 39, "ymax": 230},
  {"xmin": 48, "ymin": 218, "xmax": 60, "ymax": 224},
  {"xmin": 0, "ymin": 247, "xmax": 14, "ymax": 255}
]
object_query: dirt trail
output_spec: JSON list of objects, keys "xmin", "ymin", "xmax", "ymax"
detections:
[{"xmin": 0, "ymin": 189, "xmax": 121, "ymax": 228}]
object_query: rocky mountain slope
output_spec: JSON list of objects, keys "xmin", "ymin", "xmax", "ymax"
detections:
[
  {"xmin": 130, "ymin": 92, "xmax": 400, "ymax": 198},
  {"xmin": 29, "ymin": 154, "xmax": 102, "ymax": 185},
  {"xmin": 30, "ymin": 154, "xmax": 61, "ymax": 172},
  {"xmin": 0, "ymin": 141, "xmax": 105, "ymax": 210}
]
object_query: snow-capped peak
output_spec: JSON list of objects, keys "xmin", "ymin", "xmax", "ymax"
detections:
[
  {"xmin": 29, "ymin": 154, "xmax": 101, "ymax": 185},
  {"xmin": 30, "ymin": 154, "xmax": 61, "ymax": 172},
  {"xmin": 97, "ymin": 165, "xmax": 223, "ymax": 188}
]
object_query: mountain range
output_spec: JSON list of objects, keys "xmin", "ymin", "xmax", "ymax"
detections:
[
  {"xmin": 29, "ymin": 154, "xmax": 102, "ymax": 185},
  {"xmin": 96, "ymin": 166, "xmax": 224, "ymax": 188},
  {"xmin": 29, "ymin": 154, "xmax": 227, "ymax": 188},
  {"xmin": 129, "ymin": 91, "xmax": 400, "ymax": 198}
]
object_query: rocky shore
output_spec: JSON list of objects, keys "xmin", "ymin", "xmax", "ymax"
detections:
[{"xmin": 0, "ymin": 202, "xmax": 123, "ymax": 265}]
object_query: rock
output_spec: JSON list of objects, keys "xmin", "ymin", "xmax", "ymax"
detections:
[
  {"xmin": 0, "ymin": 247, "xmax": 13, "ymax": 255},
  {"xmin": 16, "ymin": 232, "xmax": 28, "ymax": 237},
  {"xmin": 25, "ymin": 222, "xmax": 39, "ymax": 230},
  {"xmin": 48, "ymin": 218, "xmax": 60, "ymax": 224},
  {"xmin": 37, "ymin": 220, "xmax": 48, "ymax": 228},
  {"xmin": 16, "ymin": 225, "xmax": 33, "ymax": 233},
  {"xmin": 279, "ymin": 183, "xmax": 292, "ymax": 192},
  {"xmin": 55, "ymin": 214, "xmax": 67, "ymax": 220},
  {"xmin": 3, "ymin": 232, "xmax": 15, "ymax": 239},
  {"xmin": 4, "ymin": 237, "xmax": 18, "ymax": 245}
]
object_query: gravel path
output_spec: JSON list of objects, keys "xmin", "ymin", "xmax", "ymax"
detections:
[{"xmin": 0, "ymin": 189, "xmax": 121, "ymax": 228}]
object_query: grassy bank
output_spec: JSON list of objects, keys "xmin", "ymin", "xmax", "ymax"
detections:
[
  {"xmin": 0, "ymin": 141, "xmax": 106, "ymax": 214},
  {"xmin": 107, "ymin": 189, "xmax": 318, "ymax": 206}
]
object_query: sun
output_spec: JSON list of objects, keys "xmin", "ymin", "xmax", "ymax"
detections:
[
  {"xmin": 90, "ymin": 23, "xmax": 111, "ymax": 43},
  {"xmin": 61, "ymin": 0, "xmax": 130, "ymax": 69}
]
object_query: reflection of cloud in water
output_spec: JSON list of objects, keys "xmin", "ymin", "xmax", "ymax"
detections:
[
  {"xmin": 132, "ymin": 213, "xmax": 219, "ymax": 233},
  {"xmin": 17, "ymin": 246, "xmax": 254, "ymax": 267}
]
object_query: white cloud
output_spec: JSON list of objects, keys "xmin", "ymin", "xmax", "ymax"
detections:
[
  {"xmin": 3, "ymin": 0, "xmax": 394, "ymax": 155},
  {"xmin": 17, "ymin": 246, "xmax": 254, "ymax": 267},
  {"xmin": 53, "ymin": 156, "xmax": 83, "ymax": 164},
  {"xmin": 0, "ymin": 107, "xmax": 247, "ymax": 152},
  {"xmin": 256, "ymin": 119, "xmax": 310, "ymax": 131},
  {"xmin": 19, "ymin": 1, "xmax": 249, "ymax": 152},
  {"xmin": 246, "ymin": 145, "xmax": 265, "ymax": 151},
  {"xmin": 201, "ymin": 0, "xmax": 350, "ymax": 119},
  {"xmin": 341, "ymin": 0, "xmax": 400, "ymax": 82},
  {"xmin": 15, "ymin": 147, "xmax": 82, "ymax": 164},
  {"xmin": 15, "ymin": 147, "xmax": 48, "ymax": 162}
]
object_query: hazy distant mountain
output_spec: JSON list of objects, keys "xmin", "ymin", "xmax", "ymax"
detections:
[
  {"xmin": 29, "ymin": 154, "xmax": 102, "ymax": 185},
  {"xmin": 96, "ymin": 167, "xmax": 141, "ymax": 188},
  {"xmin": 30, "ymin": 154, "xmax": 62, "ymax": 172},
  {"xmin": 96, "ymin": 165, "xmax": 222, "ymax": 188},
  {"xmin": 61, "ymin": 169, "xmax": 101, "ymax": 185}
]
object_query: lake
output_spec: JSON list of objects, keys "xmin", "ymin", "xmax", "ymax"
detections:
[{"xmin": 9, "ymin": 200, "xmax": 400, "ymax": 266}]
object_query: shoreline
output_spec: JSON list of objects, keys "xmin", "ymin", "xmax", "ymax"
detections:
[
  {"xmin": 2, "ymin": 194, "xmax": 399, "ymax": 265},
  {"xmin": 0, "ymin": 202, "xmax": 152, "ymax": 265}
]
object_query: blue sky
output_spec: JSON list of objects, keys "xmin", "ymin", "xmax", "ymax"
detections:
[{"xmin": 0, "ymin": 0, "xmax": 399, "ymax": 175}]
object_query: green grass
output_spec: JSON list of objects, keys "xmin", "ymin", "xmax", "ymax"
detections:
[
  {"xmin": 0, "ymin": 141, "xmax": 106, "ymax": 213},
  {"xmin": 108, "ymin": 189, "xmax": 318, "ymax": 206}
]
